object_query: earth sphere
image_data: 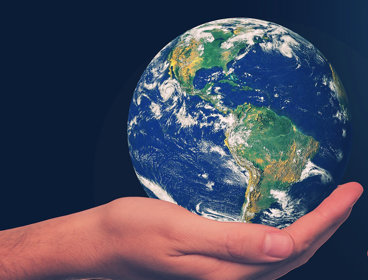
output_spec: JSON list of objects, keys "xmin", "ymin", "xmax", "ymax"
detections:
[{"xmin": 127, "ymin": 18, "xmax": 351, "ymax": 228}]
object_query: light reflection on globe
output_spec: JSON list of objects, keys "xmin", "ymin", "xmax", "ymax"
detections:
[{"xmin": 127, "ymin": 18, "xmax": 351, "ymax": 228}]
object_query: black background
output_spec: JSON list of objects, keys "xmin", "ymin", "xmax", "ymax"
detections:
[{"xmin": 1, "ymin": 1, "xmax": 367, "ymax": 279}]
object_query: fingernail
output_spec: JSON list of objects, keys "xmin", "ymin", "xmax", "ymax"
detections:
[{"xmin": 263, "ymin": 232, "xmax": 293, "ymax": 259}]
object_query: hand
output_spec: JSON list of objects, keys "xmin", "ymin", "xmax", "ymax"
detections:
[
  {"xmin": 90, "ymin": 182, "xmax": 363, "ymax": 280},
  {"xmin": 0, "ymin": 182, "xmax": 362, "ymax": 280}
]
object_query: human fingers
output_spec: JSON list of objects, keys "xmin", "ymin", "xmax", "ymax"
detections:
[
  {"xmin": 98, "ymin": 197, "xmax": 293, "ymax": 280},
  {"xmin": 284, "ymin": 182, "xmax": 363, "ymax": 256},
  {"xmin": 174, "ymin": 216, "xmax": 294, "ymax": 264},
  {"xmin": 175, "ymin": 182, "xmax": 361, "ymax": 265},
  {"xmin": 241, "ymin": 183, "xmax": 363, "ymax": 280},
  {"xmin": 251, "ymin": 216, "xmax": 354, "ymax": 280}
]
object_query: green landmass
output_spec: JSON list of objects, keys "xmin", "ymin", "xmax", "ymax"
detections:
[
  {"xmin": 224, "ymin": 103, "xmax": 319, "ymax": 221},
  {"xmin": 168, "ymin": 28, "xmax": 250, "ymax": 93},
  {"xmin": 166, "ymin": 27, "xmax": 319, "ymax": 222}
]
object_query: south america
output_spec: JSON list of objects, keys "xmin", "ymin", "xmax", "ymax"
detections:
[{"xmin": 224, "ymin": 103, "xmax": 319, "ymax": 222}]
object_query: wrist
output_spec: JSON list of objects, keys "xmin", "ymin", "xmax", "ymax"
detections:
[{"xmin": 0, "ymin": 205, "xmax": 110, "ymax": 279}]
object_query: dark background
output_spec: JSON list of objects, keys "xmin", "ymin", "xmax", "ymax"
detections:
[{"xmin": 1, "ymin": 1, "xmax": 367, "ymax": 279}]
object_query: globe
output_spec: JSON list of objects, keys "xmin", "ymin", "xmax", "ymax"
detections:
[{"xmin": 127, "ymin": 18, "xmax": 351, "ymax": 228}]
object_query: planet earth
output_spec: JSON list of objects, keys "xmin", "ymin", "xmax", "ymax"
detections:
[{"xmin": 127, "ymin": 18, "xmax": 351, "ymax": 228}]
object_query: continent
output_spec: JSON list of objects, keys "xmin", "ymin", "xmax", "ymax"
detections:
[
  {"xmin": 167, "ymin": 23, "xmax": 320, "ymax": 222},
  {"xmin": 224, "ymin": 103, "xmax": 319, "ymax": 222},
  {"xmin": 168, "ymin": 27, "xmax": 268, "ymax": 94},
  {"xmin": 167, "ymin": 29, "xmax": 264, "ymax": 113},
  {"xmin": 129, "ymin": 18, "xmax": 350, "ymax": 228}
]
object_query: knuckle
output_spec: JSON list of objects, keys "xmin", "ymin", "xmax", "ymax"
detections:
[
  {"xmin": 314, "ymin": 207, "xmax": 330, "ymax": 222},
  {"xmin": 298, "ymin": 240, "xmax": 313, "ymax": 254},
  {"xmin": 294, "ymin": 236, "xmax": 315, "ymax": 255},
  {"xmin": 225, "ymin": 231, "xmax": 246, "ymax": 260},
  {"xmin": 314, "ymin": 206, "xmax": 348, "ymax": 227}
]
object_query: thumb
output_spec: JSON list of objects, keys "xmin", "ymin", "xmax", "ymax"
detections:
[{"xmin": 176, "ymin": 217, "xmax": 294, "ymax": 264}]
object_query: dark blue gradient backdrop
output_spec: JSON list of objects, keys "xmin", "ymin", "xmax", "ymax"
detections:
[{"xmin": 1, "ymin": 1, "xmax": 367, "ymax": 279}]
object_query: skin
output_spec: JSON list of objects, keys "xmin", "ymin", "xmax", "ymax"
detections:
[{"xmin": 0, "ymin": 182, "xmax": 363, "ymax": 280}]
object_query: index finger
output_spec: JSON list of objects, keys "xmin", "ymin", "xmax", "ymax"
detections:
[{"xmin": 284, "ymin": 182, "xmax": 363, "ymax": 254}]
